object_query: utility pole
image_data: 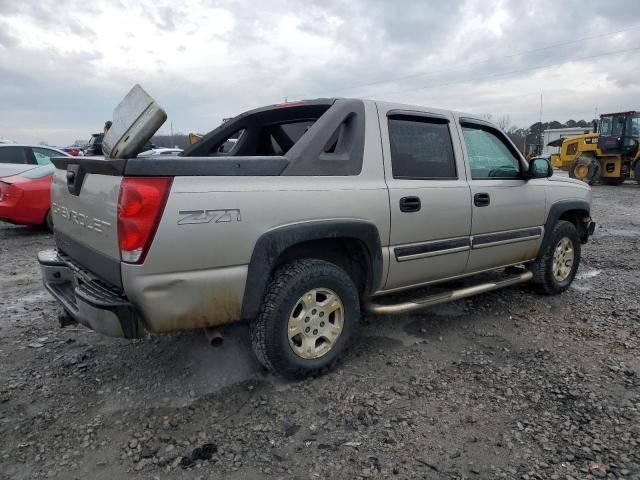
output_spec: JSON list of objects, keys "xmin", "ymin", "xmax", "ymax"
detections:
[
  {"xmin": 170, "ymin": 122, "xmax": 174, "ymax": 148},
  {"xmin": 538, "ymin": 91, "xmax": 543, "ymax": 155}
]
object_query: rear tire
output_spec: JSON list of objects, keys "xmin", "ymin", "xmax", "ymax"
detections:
[
  {"xmin": 569, "ymin": 155, "xmax": 600, "ymax": 185},
  {"xmin": 529, "ymin": 220, "xmax": 581, "ymax": 295},
  {"xmin": 250, "ymin": 259, "xmax": 359, "ymax": 379},
  {"xmin": 634, "ymin": 162, "xmax": 640, "ymax": 185}
]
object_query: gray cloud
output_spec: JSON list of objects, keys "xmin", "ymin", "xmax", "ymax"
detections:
[{"xmin": 1, "ymin": 0, "xmax": 639, "ymax": 145}]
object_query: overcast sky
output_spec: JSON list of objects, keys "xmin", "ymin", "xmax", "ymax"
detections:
[{"xmin": 1, "ymin": 0, "xmax": 639, "ymax": 145}]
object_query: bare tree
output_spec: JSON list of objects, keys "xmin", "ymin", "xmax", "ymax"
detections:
[{"xmin": 497, "ymin": 114, "xmax": 511, "ymax": 131}]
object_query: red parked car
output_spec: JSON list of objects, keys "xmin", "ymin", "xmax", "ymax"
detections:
[{"xmin": 0, "ymin": 164, "xmax": 56, "ymax": 231}]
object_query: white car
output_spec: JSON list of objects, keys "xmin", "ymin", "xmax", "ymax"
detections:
[
  {"xmin": 0, "ymin": 144, "xmax": 68, "ymax": 178},
  {"xmin": 137, "ymin": 147, "xmax": 183, "ymax": 157}
]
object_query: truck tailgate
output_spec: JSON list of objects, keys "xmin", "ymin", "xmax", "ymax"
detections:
[{"xmin": 50, "ymin": 163, "xmax": 123, "ymax": 286}]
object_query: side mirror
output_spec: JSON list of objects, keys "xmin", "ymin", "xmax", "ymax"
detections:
[{"xmin": 526, "ymin": 157, "xmax": 553, "ymax": 179}]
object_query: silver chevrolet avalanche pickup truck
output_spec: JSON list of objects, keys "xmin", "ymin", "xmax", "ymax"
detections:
[{"xmin": 39, "ymin": 97, "xmax": 595, "ymax": 378}]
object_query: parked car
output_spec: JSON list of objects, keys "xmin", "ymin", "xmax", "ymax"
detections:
[
  {"xmin": 62, "ymin": 147, "xmax": 85, "ymax": 157},
  {"xmin": 0, "ymin": 164, "xmax": 56, "ymax": 230},
  {"xmin": 137, "ymin": 147, "xmax": 183, "ymax": 156},
  {"xmin": 0, "ymin": 144, "xmax": 68, "ymax": 178},
  {"xmin": 39, "ymin": 96, "xmax": 594, "ymax": 379}
]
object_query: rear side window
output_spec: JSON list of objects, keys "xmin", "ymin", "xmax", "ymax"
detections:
[
  {"xmin": 0, "ymin": 147, "xmax": 29, "ymax": 164},
  {"xmin": 462, "ymin": 124, "xmax": 521, "ymax": 179},
  {"xmin": 31, "ymin": 147, "xmax": 59, "ymax": 165},
  {"xmin": 388, "ymin": 116, "xmax": 456, "ymax": 179}
]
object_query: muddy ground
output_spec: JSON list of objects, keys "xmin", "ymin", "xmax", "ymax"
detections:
[{"xmin": 0, "ymin": 181, "xmax": 639, "ymax": 480}]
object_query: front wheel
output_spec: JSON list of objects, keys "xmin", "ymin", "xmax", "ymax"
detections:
[
  {"xmin": 250, "ymin": 259, "xmax": 360, "ymax": 379},
  {"xmin": 529, "ymin": 220, "xmax": 581, "ymax": 295},
  {"xmin": 569, "ymin": 155, "xmax": 600, "ymax": 185}
]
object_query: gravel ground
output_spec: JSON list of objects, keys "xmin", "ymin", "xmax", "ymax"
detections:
[{"xmin": 0, "ymin": 181, "xmax": 639, "ymax": 480}]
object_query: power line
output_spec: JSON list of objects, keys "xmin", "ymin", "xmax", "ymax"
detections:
[
  {"xmin": 367, "ymin": 46, "xmax": 640, "ymax": 99},
  {"xmin": 291, "ymin": 23, "xmax": 640, "ymax": 99}
]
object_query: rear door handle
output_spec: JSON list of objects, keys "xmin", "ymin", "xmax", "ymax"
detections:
[
  {"xmin": 400, "ymin": 196, "xmax": 421, "ymax": 212},
  {"xmin": 474, "ymin": 192, "xmax": 490, "ymax": 207}
]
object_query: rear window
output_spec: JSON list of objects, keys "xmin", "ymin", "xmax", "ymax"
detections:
[
  {"xmin": 0, "ymin": 146, "xmax": 29, "ymax": 164},
  {"xmin": 183, "ymin": 100, "xmax": 366, "ymax": 176},
  {"xmin": 185, "ymin": 103, "xmax": 332, "ymax": 158}
]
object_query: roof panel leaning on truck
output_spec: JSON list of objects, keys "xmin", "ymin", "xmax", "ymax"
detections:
[{"xmin": 38, "ymin": 86, "xmax": 595, "ymax": 378}]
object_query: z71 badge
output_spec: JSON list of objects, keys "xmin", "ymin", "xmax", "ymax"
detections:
[{"xmin": 177, "ymin": 209, "xmax": 241, "ymax": 225}]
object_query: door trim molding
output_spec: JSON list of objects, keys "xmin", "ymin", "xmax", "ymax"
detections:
[
  {"xmin": 471, "ymin": 226, "xmax": 543, "ymax": 249},
  {"xmin": 394, "ymin": 237, "xmax": 470, "ymax": 262}
]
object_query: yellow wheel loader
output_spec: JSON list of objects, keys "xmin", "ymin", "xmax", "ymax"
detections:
[{"xmin": 550, "ymin": 111, "xmax": 640, "ymax": 185}]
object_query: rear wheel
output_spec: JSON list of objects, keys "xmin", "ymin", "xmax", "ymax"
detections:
[
  {"xmin": 529, "ymin": 221, "xmax": 581, "ymax": 295},
  {"xmin": 635, "ymin": 162, "xmax": 640, "ymax": 185},
  {"xmin": 569, "ymin": 155, "xmax": 600, "ymax": 185},
  {"xmin": 250, "ymin": 259, "xmax": 360, "ymax": 379}
]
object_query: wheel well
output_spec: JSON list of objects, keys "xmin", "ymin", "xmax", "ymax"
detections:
[
  {"xmin": 558, "ymin": 209, "xmax": 590, "ymax": 240},
  {"xmin": 274, "ymin": 238, "xmax": 371, "ymax": 295}
]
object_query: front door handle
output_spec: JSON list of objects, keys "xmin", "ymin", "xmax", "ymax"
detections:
[
  {"xmin": 400, "ymin": 196, "xmax": 421, "ymax": 212},
  {"xmin": 474, "ymin": 192, "xmax": 490, "ymax": 207}
]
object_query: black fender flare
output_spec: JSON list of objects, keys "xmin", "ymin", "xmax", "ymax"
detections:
[
  {"xmin": 241, "ymin": 220, "xmax": 383, "ymax": 320},
  {"xmin": 538, "ymin": 200, "xmax": 591, "ymax": 257}
]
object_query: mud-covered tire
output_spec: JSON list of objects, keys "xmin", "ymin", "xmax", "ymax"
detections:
[
  {"xmin": 250, "ymin": 259, "xmax": 360, "ymax": 379},
  {"xmin": 529, "ymin": 220, "xmax": 581, "ymax": 295},
  {"xmin": 569, "ymin": 155, "xmax": 600, "ymax": 185}
]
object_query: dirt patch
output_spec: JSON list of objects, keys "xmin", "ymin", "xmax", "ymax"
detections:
[{"xmin": 0, "ymin": 183, "xmax": 639, "ymax": 479}]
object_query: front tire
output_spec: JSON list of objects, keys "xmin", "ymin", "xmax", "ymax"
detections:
[
  {"xmin": 530, "ymin": 220, "xmax": 581, "ymax": 295},
  {"xmin": 250, "ymin": 259, "xmax": 360, "ymax": 379},
  {"xmin": 569, "ymin": 155, "xmax": 600, "ymax": 185}
]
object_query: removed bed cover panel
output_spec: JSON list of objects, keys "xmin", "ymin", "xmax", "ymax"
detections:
[{"xmin": 102, "ymin": 84, "xmax": 167, "ymax": 159}]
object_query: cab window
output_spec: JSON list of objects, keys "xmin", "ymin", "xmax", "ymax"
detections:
[
  {"xmin": 462, "ymin": 124, "xmax": 521, "ymax": 179},
  {"xmin": 388, "ymin": 116, "xmax": 457, "ymax": 179}
]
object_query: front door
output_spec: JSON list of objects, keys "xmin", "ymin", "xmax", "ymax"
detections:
[
  {"xmin": 458, "ymin": 120, "xmax": 546, "ymax": 273},
  {"xmin": 380, "ymin": 108, "xmax": 472, "ymax": 291}
]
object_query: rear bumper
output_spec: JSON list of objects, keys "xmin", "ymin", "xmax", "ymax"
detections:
[{"xmin": 38, "ymin": 249, "xmax": 142, "ymax": 338}]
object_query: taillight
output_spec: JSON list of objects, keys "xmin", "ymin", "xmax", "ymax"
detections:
[
  {"xmin": 117, "ymin": 177, "xmax": 172, "ymax": 264},
  {"xmin": 0, "ymin": 182, "xmax": 21, "ymax": 203}
]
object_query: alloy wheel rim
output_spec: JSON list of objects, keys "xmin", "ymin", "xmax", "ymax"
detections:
[
  {"xmin": 552, "ymin": 236, "xmax": 574, "ymax": 282},
  {"xmin": 287, "ymin": 288, "xmax": 344, "ymax": 359}
]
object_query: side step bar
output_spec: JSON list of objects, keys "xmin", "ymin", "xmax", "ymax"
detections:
[{"xmin": 364, "ymin": 271, "xmax": 533, "ymax": 315}]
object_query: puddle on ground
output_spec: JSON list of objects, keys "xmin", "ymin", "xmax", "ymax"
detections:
[
  {"xmin": 575, "ymin": 269, "xmax": 602, "ymax": 280},
  {"xmin": 571, "ymin": 283, "xmax": 592, "ymax": 293}
]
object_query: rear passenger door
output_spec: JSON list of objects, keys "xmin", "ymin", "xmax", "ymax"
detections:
[
  {"xmin": 380, "ymin": 109, "xmax": 472, "ymax": 291},
  {"xmin": 457, "ymin": 119, "xmax": 546, "ymax": 273}
]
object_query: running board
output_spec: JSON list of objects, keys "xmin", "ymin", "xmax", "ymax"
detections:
[{"xmin": 364, "ymin": 271, "xmax": 533, "ymax": 315}]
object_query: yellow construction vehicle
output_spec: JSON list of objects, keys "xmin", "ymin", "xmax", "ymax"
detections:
[{"xmin": 550, "ymin": 111, "xmax": 640, "ymax": 185}]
